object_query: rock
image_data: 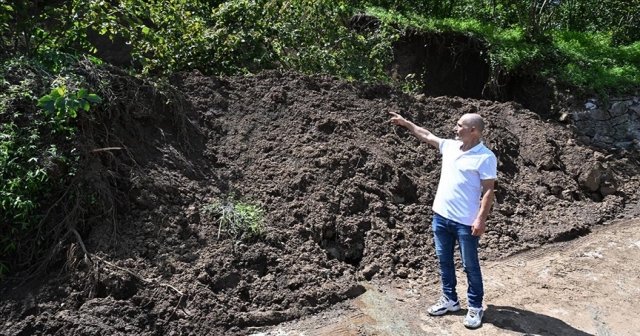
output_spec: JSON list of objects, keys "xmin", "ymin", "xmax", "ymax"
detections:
[
  {"xmin": 572, "ymin": 111, "xmax": 589, "ymax": 121},
  {"xmin": 598, "ymin": 135, "xmax": 614, "ymax": 144},
  {"xmin": 178, "ymin": 252, "xmax": 199, "ymax": 263},
  {"xmin": 362, "ymin": 264, "xmax": 380, "ymax": 280},
  {"xmin": 561, "ymin": 189, "xmax": 574, "ymax": 200},
  {"xmin": 342, "ymin": 284, "xmax": 366, "ymax": 298},
  {"xmin": 599, "ymin": 170, "xmax": 618, "ymax": 197},
  {"xmin": 573, "ymin": 97, "xmax": 640, "ymax": 154},
  {"xmin": 535, "ymin": 186, "xmax": 549, "ymax": 195},
  {"xmin": 537, "ymin": 158, "xmax": 555, "ymax": 171},
  {"xmin": 615, "ymin": 141, "xmax": 633, "ymax": 149},
  {"xmin": 577, "ymin": 135, "xmax": 591, "ymax": 145},
  {"xmin": 515, "ymin": 205, "xmax": 528, "ymax": 215},
  {"xmin": 591, "ymin": 109, "xmax": 609, "ymax": 121},
  {"xmin": 579, "ymin": 162, "xmax": 604, "ymax": 191},
  {"xmin": 396, "ymin": 267, "xmax": 409, "ymax": 278},
  {"xmin": 609, "ymin": 101, "xmax": 629, "ymax": 117},
  {"xmin": 197, "ymin": 272, "xmax": 210, "ymax": 284},
  {"xmin": 594, "ymin": 152, "xmax": 606, "ymax": 161}
]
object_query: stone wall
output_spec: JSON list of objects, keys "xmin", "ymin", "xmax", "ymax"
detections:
[
  {"xmin": 571, "ymin": 96, "xmax": 640, "ymax": 151},
  {"xmin": 554, "ymin": 96, "xmax": 640, "ymax": 199}
]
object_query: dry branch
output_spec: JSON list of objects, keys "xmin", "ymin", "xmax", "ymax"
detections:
[{"xmin": 90, "ymin": 147, "xmax": 123, "ymax": 153}]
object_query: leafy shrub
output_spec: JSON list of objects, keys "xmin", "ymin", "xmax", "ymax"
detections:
[
  {"xmin": 0, "ymin": 60, "xmax": 101, "ymax": 277},
  {"xmin": 38, "ymin": 87, "xmax": 102, "ymax": 121}
]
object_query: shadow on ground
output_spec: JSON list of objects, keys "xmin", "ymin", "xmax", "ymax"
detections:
[{"xmin": 485, "ymin": 305, "xmax": 592, "ymax": 336}]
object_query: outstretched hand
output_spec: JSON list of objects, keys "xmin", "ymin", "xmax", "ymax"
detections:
[
  {"xmin": 389, "ymin": 112, "xmax": 407, "ymax": 126},
  {"xmin": 388, "ymin": 111, "xmax": 440, "ymax": 148}
]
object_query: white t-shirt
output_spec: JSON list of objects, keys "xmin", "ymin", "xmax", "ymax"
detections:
[{"xmin": 432, "ymin": 139, "xmax": 497, "ymax": 226}]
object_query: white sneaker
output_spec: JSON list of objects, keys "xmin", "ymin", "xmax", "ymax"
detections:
[
  {"xmin": 463, "ymin": 306, "xmax": 484, "ymax": 328},
  {"xmin": 427, "ymin": 295, "xmax": 461, "ymax": 316}
]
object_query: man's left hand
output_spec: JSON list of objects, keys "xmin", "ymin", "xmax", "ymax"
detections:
[{"xmin": 471, "ymin": 219, "xmax": 486, "ymax": 236}]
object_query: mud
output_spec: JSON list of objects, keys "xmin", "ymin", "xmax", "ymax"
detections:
[{"xmin": 1, "ymin": 69, "xmax": 639, "ymax": 335}]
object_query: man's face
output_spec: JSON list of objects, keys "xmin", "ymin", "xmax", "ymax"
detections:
[{"xmin": 454, "ymin": 117, "xmax": 474, "ymax": 141}]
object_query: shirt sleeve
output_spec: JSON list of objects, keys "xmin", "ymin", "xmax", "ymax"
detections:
[
  {"xmin": 439, "ymin": 139, "xmax": 449, "ymax": 154},
  {"xmin": 478, "ymin": 153, "xmax": 498, "ymax": 180}
]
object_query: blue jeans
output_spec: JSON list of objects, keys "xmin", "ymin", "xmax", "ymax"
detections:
[{"xmin": 432, "ymin": 213, "xmax": 483, "ymax": 308}]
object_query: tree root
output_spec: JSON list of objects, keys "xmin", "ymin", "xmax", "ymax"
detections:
[{"xmin": 69, "ymin": 228, "xmax": 184, "ymax": 297}]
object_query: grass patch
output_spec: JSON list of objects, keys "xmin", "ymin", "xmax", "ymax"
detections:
[
  {"xmin": 201, "ymin": 199, "xmax": 266, "ymax": 241},
  {"xmin": 553, "ymin": 32, "xmax": 640, "ymax": 94}
]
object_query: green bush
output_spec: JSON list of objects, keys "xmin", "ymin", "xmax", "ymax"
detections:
[{"xmin": 0, "ymin": 59, "xmax": 101, "ymax": 277}]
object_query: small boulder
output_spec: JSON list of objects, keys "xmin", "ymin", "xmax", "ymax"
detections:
[
  {"xmin": 537, "ymin": 158, "xmax": 555, "ymax": 171},
  {"xmin": 396, "ymin": 267, "xmax": 409, "ymax": 279},
  {"xmin": 362, "ymin": 264, "xmax": 380, "ymax": 280},
  {"xmin": 609, "ymin": 101, "xmax": 629, "ymax": 117},
  {"xmin": 578, "ymin": 162, "xmax": 604, "ymax": 192},
  {"xmin": 577, "ymin": 136, "xmax": 591, "ymax": 145}
]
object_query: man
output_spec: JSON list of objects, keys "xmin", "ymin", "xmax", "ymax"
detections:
[{"xmin": 389, "ymin": 111, "xmax": 497, "ymax": 329}]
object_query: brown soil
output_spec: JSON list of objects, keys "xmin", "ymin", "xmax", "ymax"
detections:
[{"xmin": 1, "ymin": 68, "xmax": 639, "ymax": 336}]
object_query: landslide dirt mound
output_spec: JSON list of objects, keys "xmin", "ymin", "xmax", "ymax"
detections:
[{"xmin": 1, "ymin": 70, "xmax": 639, "ymax": 336}]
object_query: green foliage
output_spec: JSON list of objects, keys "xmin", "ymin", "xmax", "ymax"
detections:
[
  {"xmin": 112, "ymin": 0, "xmax": 397, "ymax": 81},
  {"xmin": 0, "ymin": 0, "xmax": 392, "ymax": 81},
  {"xmin": 201, "ymin": 199, "xmax": 266, "ymax": 241},
  {"xmin": 0, "ymin": 60, "xmax": 101, "ymax": 277},
  {"xmin": 365, "ymin": 0, "xmax": 459, "ymax": 18},
  {"xmin": 366, "ymin": 0, "xmax": 640, "ymax": 45},
  {"xmin": 0, "ymin": 1, "xmax": 78, "ymax": 59},
  {"xmin": 37, "ymin": 86, "xmax": 102, "ymax": 129},
  {"xmin": 553, "ymin": 32, "xmax": 640, "ymax": 94},
  {"xmin": 2, "ymin": 0, "xmax": 636, "ymax": 94}
]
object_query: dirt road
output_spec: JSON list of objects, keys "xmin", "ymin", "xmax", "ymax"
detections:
[{"xmin": 260, "ymin": 219, "xmax": 640, "ymax": 336}]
